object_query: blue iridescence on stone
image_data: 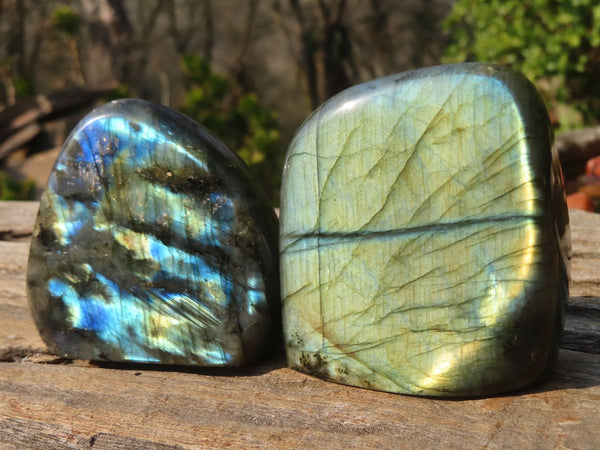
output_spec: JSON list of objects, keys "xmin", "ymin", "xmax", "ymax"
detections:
[{"xmin": 27, "ymin": 99, "xmax": 280, "ymax": 366}]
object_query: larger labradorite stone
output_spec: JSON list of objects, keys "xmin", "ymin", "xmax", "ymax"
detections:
[
  {"xmin": 28, "ymin": 99, "xmax": 280, "ymax": 366},
  {"xmin": 280, "ymin": 63, "xmax": 570, "ymax": 396}
]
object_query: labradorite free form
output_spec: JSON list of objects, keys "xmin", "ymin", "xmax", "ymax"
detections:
[
  {"xmin": 280, "ymin": 63, "xmax": 571, "ymax": 396},
  {"xmin": 27, "ymin": 99, "xmax": 280, "ymax": 366}
]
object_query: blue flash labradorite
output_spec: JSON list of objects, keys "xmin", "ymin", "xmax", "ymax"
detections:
[
  {"xmin": 27, "ymin": 99, "xmax": 280, "ymax": 366},
  {"xmin": 280, "ymin": 63, "xmax": 571, "ymax": 396}
]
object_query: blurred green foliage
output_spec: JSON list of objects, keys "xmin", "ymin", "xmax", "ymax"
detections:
[
  {"xmin": 51, "ymin": 5, "xmax": 81, "ymax": 36},
  {"xmin": 12, "ymin": 76, "xmax": 34, "ymax": 98},
  {"xmin": 0, "ymin": 171, "xmax": 35, "ymax": 200},
  {"xmin": 444, "ymin": 0, "xmax": 600, "ymax": 131},
  {"xmin": 180, "ymin": 55, "xmax": 282, "ymax": 203}
]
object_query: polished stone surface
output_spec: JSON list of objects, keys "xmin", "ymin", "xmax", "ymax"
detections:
[
  {"xmin": 28, "ymin": 99, "xmax": 280, "ymax": 366},
  {"xmin": 280, "ymin": 63, "xmax": 571, "ymax": 396}
]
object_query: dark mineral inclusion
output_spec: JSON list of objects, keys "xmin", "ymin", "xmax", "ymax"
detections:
[{"xmin": 27, "ymin": 99, "xmax": 280, "ymax": 366}]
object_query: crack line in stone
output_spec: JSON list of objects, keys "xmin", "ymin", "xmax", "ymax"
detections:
[{"xmin": 286, "ymin": 213, "xmax": 540, "ymax": 241}]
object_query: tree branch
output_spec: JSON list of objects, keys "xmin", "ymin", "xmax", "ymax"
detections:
[
  {"xmin": 202, "ymin": 0, "xmax": 214, "ymax": 64},
  {"xmin": 233, "ymin": 0, "xmax": 260, "ymax": 87}
]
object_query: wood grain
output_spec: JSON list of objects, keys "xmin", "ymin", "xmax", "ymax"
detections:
[
  {"xmin": 0, "ymin": 201, "xmax": 599, "ymax": 448},
  {"xmin": 0, "ymin": 201, "xmax": 38, "ymax": 241}
]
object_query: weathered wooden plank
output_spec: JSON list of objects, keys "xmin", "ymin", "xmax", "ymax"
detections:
[
  {"xmin": 0, "ymin": 86, "xmax": 117, "ymax": 159},
  {"xmin": 558, "ymin": 210, "xmax": 600, "ymax": 355},
  {"xmin": 0, "ymin": 201, "xmax": 599, "ymax": 448},
  {"xmin": 0, "ymin": 123, "xmax": 42, "ymax": 160},
  {"xmin": 570, "ymin": 209, "xmax": 600, "ymax": 298},
  {"xmin": 0, "ymin": 350, "xmax": 599, "ymax": 449},
  {"xmin": 0, "ymin": 201, "xmax": 38, "ymax": 241},
  {"xmin": 0, "ymin": 240, "xmax": 47, "ymax": 360},
  {"xmin": 564, "ymin": 297, "xmax": 600, "ymax": 353}
]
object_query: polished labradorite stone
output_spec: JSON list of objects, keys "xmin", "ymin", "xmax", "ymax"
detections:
[
  {"xmin": 27, "ymin": 99, "xmax": 280, "ymax": 366},
  {"xmin": 280, "ymin": 63, "xmax": 571, "ymax": 396}
]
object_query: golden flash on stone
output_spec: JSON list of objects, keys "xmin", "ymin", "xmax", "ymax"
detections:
[{"xmin": 279, "ymin": 63, "xmax": 571, "ymax": 397}]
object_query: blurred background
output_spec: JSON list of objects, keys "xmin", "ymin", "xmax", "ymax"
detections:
[{"xmin": 1, "ymin": 0, "xmax": 600, "ymax": 208}]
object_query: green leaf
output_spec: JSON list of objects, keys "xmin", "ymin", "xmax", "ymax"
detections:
[
  {"xmin": 51, "ymin": 5, "xmax": 81, "ymax": 36},
  {"xmin": 180, "ymin": 54, "xmax": 283, "ymax": 203},
  {"xmin": 443, "ymin": 0, "xmax": 600, "ymax": 129}
]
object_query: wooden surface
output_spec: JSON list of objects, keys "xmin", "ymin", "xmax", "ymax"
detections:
[{"xmin": 0, "ymin": 201, "xmax": 598, "ymax": 448}]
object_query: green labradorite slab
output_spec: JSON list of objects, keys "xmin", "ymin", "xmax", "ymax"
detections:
[
  {"xmin": 27, "ymin": 99, "xmax": 280, "ymax": 366},
  {"xmin": 280, "ymin": 63, "xmax": 571, "ymax": 397}
]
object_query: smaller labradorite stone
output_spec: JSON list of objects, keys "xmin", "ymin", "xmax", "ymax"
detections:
[
  {"xmin": 27, "ymin": 99, "xmax": 280, "ymax": 366},
  {"xmin": 280, "ymin": 63, "xmax": 571, "ymax": 396}
]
